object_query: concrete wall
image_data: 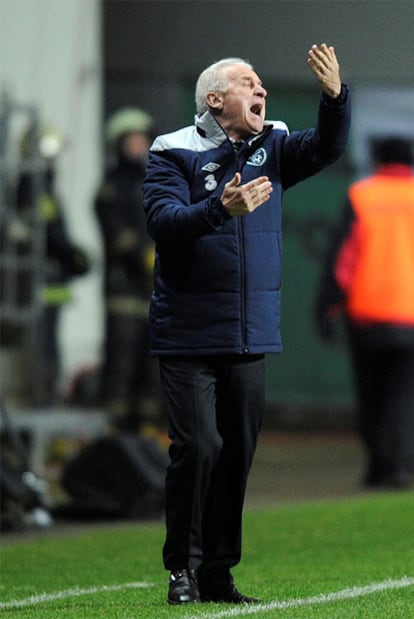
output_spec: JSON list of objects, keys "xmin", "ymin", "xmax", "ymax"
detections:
[{"xmin": 0, "ymin": 0, "xmax": 103, "ymax": 394}]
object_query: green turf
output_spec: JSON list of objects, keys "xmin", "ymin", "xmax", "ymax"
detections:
[{"xmin": 1, "ymin": 492, "xmax": 414, "ymax": 618}]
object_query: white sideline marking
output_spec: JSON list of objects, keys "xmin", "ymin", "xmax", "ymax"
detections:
[
  {"xmin": 0, "ymin": 581, "xmax": 154, "ymax": 610},
  {"xmin": 184, "ymin": 576, "xmax": 414, "ymax": 618}
]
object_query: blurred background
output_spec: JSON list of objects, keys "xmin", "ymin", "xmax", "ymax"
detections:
[{"xmin": 0, "ymin": 0, "xmax": 413, "ymax": 524}]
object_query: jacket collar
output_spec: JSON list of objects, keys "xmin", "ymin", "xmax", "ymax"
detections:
[{"xmin": 195, "ymin": 111, "xmax": 227, "ymax": 146}]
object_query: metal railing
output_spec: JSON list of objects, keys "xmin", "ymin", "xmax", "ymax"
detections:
[{"xmin": 0, "ymin": 91, "xmax": 47, "ymax": 404}]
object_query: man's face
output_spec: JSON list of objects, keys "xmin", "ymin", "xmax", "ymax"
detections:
[
  {"xmin": 121, "ymin": 132, "xmax": 151, "ymax": 162},
  {"xmin": 211, "ymin": 65, "xmax": 267, "ymax": 140}
]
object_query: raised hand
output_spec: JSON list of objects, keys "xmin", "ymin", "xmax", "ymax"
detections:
[{"xmin": 307, "ymin": 43, "xmax": 341, "ymax": 98}]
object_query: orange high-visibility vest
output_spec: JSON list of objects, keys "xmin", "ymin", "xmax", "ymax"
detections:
[{"xmin": 346, "ymin": 171, "xmax": 414, "ymax": 324}]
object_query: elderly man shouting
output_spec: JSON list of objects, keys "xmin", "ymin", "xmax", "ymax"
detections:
[{"xmin": 143, "ymin": 43, "xmax": 351, "ymax": 605}]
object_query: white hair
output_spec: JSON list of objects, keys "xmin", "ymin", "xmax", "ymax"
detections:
[{"xmin": 195, "ymin": 57, "xmax": 253, "ymax": 115}]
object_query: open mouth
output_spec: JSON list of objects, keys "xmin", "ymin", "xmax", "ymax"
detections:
[{"xmin": 250, "ymin": 104, "xmax": 262, "ymax": 117}]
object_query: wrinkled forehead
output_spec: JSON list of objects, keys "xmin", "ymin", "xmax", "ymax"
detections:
[{"xmin": 222, "ymin": 63, "xmax": 262, "ymax": 84}]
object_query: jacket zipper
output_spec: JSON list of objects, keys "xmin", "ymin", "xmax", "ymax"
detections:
[
  {"xmin": 223, "ymin": 129, "xmax": 267, "ymax": 355},
  {"xmin": 232, "ymin": 144, "xmax": 248, "ymax": 354}
]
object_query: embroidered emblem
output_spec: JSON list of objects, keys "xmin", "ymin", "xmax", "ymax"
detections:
[
  {"xmin": 246, "ymin": 147, "xmax": 267, "ymax": 167},
  {"xmin": 202, "ymin": 162, "xmax": 221, "ymax": 172},
  {"xmin": 204, "ymin": 174, "xmax": 218, "ymax": 191}
]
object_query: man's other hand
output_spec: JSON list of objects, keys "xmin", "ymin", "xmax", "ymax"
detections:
[{"xmin": 221, "ymin": 173, "xmax": 273, "ymax": 216}]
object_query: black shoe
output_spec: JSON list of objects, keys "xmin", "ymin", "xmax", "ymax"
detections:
[
  {"xmin": 167, "ymin": 569, "xmax": 200, "ymax": 605},
  {"xmin": 198, "ymin": 571, "xmax": 259, "ymax": 604}
]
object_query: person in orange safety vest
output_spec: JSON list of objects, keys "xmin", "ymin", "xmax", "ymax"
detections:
[{"xmin": 315, "ymin": 136, "xmax": 414, "ymax": 489}]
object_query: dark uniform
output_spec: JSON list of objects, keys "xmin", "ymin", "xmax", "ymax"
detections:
[
  {"xmin": 16, "ymin": 168, "xmax": 89, "ymax": 405},
  {"xmin": 95, "ymin": 152, "xmax": 158, "ymax": 430}
]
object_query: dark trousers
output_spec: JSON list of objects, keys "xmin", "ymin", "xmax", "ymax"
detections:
[
  {"xmin": 159, "ymin": 355, "xmax": 266, "ymax": 572},
  {"xmin": 33, "ymin": 305, "xmax": 60, "ymax": 406},
  {"xmin": 348, "ymin": 335, "xmax": 414, "ymax": 479}
]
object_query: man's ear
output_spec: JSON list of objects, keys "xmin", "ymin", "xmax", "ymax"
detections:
[{"xmin": 206, "ymin": 91, "xmax": 224, "ymax": 111}]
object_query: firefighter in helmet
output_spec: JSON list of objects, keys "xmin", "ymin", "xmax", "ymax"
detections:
[
  {"xmin": 95, "ymin": 107, "xmax": 160, "ymax": 432},
  {"xmin": 16, "ymin": 123, "xmax": 90, "ymax": 405}
]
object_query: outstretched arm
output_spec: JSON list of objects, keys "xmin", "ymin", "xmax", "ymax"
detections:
[
  {"xmin": 281, "ymin": 44, "xmax": 350, "ymax": 189},
  {"xmin": 307, "ymin": 43, "xmax": 342, "ymax": 98}
]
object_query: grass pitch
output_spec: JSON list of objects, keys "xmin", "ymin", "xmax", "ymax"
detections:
[{"xmin": 1, "ymin": 491, "xmax": 413, "ymax": 618}]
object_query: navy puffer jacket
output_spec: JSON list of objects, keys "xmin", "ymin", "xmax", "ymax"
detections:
[{"xmin": 143, "ymin": 86, "xmax": 351, "ymax": 356}]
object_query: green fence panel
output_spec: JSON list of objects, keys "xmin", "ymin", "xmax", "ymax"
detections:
[{"xmin": 265, "ymin": 88, "xmax": 354, "ymax": 409}]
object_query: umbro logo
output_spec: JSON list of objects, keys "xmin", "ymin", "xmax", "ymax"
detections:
[{"xmin": 202, "ymin": 162, "xmax": 221, "ymax": 172}]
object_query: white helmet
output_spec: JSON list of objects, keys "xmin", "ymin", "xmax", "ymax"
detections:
[{"xmin": 105, "ymin": 107, "xmax": 154, "ymax": 148}]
